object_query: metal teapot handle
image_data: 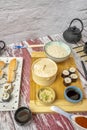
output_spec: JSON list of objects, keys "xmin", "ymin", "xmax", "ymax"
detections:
[
  {"xmin": 69, "ymin": 18, "xmax": 84, "ymax": 34},
  {"xmin": 0, "ymin": 40, "xmax": 6, "ymax": 50}
]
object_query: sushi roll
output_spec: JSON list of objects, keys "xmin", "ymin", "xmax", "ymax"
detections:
[
  {"xmin": 3, "ymin": 83, "xmax": 14, "ymax": 94},
  {"xmin": 70, "ymin": 73, "xmax": 78, "ymax": 82},
  {"xmin": 0, "ymin": 61, "xmax": 6, "ymax": 69},
  {"xmin": 2, "ymin": 92, "xmax": 11, "ymax": 102},
  {"xmin": 0, "ymin": 77, "xmax": 7, "ymax": 85},
  {"xmin": 0, "ymin": 70, "xmax": 4, "ymax": 79},
  {"xmin": 69, "ymin": 67, "xmax": 76, "ymax": 74},
  {"xmin": 62, "ymin": 70, "xmax": 70, "ymax": 78},
  {"xmin": 63, "ymin": 77, "xmax": 72, "ymax": 86}
]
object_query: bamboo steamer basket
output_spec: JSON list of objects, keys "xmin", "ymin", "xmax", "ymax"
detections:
[{"xmin": 32, "ymin": 58, "xmax": 58, "ymax": 86}]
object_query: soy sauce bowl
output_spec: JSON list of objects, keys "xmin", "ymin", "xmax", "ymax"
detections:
[
  {"xmin": 14, "ymin": 106, "xmax": 32, "ymax": 125},
  {"xmin": 64, "ymin": 86, "xmax": 83, "ymax": 103}
]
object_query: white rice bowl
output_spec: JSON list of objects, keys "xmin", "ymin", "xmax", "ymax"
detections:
[{"xmin": 44, "ymin": 41, "xmax": 71, "ymax": 62}]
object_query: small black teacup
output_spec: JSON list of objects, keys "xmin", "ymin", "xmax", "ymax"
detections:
[{"xmin": 14, "ymin": 106, "xmax": 32, "ymax": 125}]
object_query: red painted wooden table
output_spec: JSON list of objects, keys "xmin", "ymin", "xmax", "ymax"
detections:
[{"xmin": 0, "ymin": 34, "xmax": 87, "ymax": 130}]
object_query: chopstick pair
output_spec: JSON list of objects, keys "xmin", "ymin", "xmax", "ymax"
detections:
[
  {"xmin": 13, "ymin": 44, "xmax": 44, "ymax": 49},
  {"xmin": 81, "ymin": 61, "xmax": 87, "ymax": 80},
  {"xmin": 77, "ymin": 68, "xmax": 87, "ymax": 81},
  {"xmin": 77, "ymin": 61, "xmax": 87, "ymax": 81}
]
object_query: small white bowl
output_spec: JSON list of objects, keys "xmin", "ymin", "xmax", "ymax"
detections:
[
  {"xmin": 37, "ymin": 87, "xmax": 56, "ymax": 105},
  {"xmin": 71, "ymin": 115, "xmax": 87, "ymax": 130},
  {"xmin": 44, "ymin": 41, "xmax": 71, "ymax": 62}
]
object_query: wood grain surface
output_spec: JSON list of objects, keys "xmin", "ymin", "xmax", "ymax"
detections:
[
  {"xmin": 0, "ymin": 31, "xmax": 87, "ymax": 130},
  {"xmin": 30, "ymin": 52, "xmax": 87, "ymax": 113},
  {"xmin": 0, "ymin": 35, "xmax": 77, "ymax": 130},
  {"xmin": 0, "ymin": 1, "xmax": 87, "ymax": 129},
  {"xmin": 1, "ymin": 15, "xmax": 87, "ymax": 130}
]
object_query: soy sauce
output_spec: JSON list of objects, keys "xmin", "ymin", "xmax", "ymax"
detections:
[
  {"xmin": 16, "ymin": 109, "xmax": 30, "ymax": 122},
  {"xmin": 14, "ymin": 107, "xmax": 32, "ymax": 125},
  {"xmin": 67, "ymin": 89, "xmax": 80, "ymax": 100}
]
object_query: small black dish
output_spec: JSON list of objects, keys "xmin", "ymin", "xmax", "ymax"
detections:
[{"xmin": 14, "ymin": 106, "xmax": 32, "ymax": 125}]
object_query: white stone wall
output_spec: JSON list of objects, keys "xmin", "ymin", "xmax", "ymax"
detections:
[{"xmin": 0, "ymin": 0, "xmax": 87, "ymax": 44}]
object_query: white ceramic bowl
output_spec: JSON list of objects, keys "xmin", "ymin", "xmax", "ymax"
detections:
[
  {"xmin": 71, "ymin": 115, "xmax": 87, "ymax": 130},
  {"xmin": 44, "ymin": 41, "xmax": 71, "ymax": 62}
]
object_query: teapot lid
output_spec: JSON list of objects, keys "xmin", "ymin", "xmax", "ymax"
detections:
[{"xmin": 69, "ymin": 18, "xmax": 83, "ymax": 34}]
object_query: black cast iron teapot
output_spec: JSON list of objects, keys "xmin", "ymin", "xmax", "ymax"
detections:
[{"xmin": 63, "ymin": 18, "xmax": 84, "ymax": 43}]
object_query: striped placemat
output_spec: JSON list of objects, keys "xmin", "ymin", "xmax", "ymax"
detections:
[{"xmin": 73, "ymin": 45, "xmax": 87, "ymax": 62}]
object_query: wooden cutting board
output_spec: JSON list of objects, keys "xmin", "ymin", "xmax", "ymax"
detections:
[{"xmin": 29, "ymin": 52, "xmax": 87, "ymax": 113}]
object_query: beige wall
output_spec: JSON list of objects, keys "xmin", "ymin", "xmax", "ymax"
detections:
[{"xmin": 0, "ymin": 0, "xmax": 86, "ymax": 44}]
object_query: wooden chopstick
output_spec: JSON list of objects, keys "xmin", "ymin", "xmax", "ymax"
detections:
[
  {"xmin": 27, "ymin": 44, "xmax": 44, "ymax": 48},
  {"xmin": 81, "ymin": 61, "xmax": 87, "ymax": 80},
  {"xmin": 77, "ymin": 68, "xmax": 87, "ymax": 80}
]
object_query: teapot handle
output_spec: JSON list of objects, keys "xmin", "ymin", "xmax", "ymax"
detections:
[
  {"xmin": 69, "ymin": 18, "xmax": 84, "ymax": 34},
  {"xmin": 0, "ymin": 40, "xmax": 6, "ymax": 50}
]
